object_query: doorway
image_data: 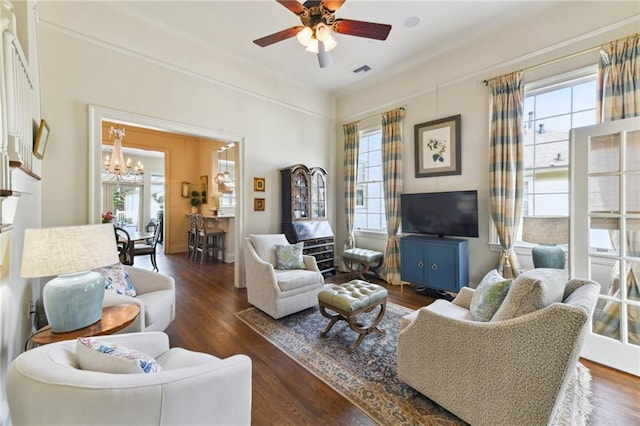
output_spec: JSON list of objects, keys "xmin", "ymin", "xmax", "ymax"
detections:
[{"xmin": 89, "ymin": 106, "xmax": 245, "ymax": 288}]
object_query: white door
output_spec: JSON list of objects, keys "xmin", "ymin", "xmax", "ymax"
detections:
[{"xmin": 570, "ymin": 116, "xmax": 640, "ymax": 376}]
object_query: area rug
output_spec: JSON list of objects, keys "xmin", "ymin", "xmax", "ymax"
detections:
[{"xmin": 236, "ymin": 303, "xmax": 593, "ymax": 425}]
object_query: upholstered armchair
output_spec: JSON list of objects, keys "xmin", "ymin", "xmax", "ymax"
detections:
[
  {"xmin": 102, "ymin": 265, "xmax": 175, "ymax": 332},
  {"xmin": 244, "ymin": 234, "xmax": 325, "ymax": 319},
  {"xmin": 397, "ymin": 269, "xmax": 600, "ymax": 426},
  {"xmin": 7, "ymin": 332, "xmax": 252, "ymax": 425}
]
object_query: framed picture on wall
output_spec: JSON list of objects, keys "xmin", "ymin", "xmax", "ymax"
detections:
[
  {"xmin": 414, "ymin": 114, "xmax": 461, "ymax": 178},
  {"xmin": 254, "ymin": 177, "xmax": 265, "ymax": 192},
  {"xmin": 33, "ymin": 119, "xmax": 50, "ymax": 159},
  {"xmin": 254, "ymin": 198, "xmax": 265, "ymax": 211},
  {"xmin": 200, "ymin": 175, "xmax": 208, "ymax": 204}
]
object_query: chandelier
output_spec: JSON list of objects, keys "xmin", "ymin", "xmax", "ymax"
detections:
[
  {"xmin": 214, "ymin": 143, "xmax": 235, "ymax": 186},
  {"xmin": 102, "ymin": 126, "xmax": 144, "ymax": 183}
]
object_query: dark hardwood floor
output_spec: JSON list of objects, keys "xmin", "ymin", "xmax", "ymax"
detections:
[{"xmin": 139, "ymin": 249, "xmax": 640, "ymax": 425}]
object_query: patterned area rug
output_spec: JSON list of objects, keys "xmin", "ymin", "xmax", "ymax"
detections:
[{"xmin": 236, "ymin": 303, "xmax": 593, "ymax": 425}]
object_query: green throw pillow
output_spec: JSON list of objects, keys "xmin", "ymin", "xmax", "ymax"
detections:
[
  {"xmin": 470, "ymin": 269, "xmax": 512, "ymax": 322},
  {"xmin": 275, "ymin": 243, "xmax": 306, "ymax": 270}
]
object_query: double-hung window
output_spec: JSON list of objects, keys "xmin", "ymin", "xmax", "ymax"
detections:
[
  {"xmin": 516, "ymin": 67, "xmax": 602, "ymax": 247},
  {"xmin": 355, "ymin": 128, "xmax": 386, "ymax": 232}
]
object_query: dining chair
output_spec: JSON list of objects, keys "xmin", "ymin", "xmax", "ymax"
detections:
[
  {"xmin": 113, "ymin": 226, "xmax": 134, "ymax": 266},
  {"xmin": 133, "ymin": 223, "xmax": 163, "ymax": 271}
]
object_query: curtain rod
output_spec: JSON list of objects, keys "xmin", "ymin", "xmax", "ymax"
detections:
[
  {"xmin": 351, "ymin": 106, "xmax": 406, "ymax": 125},
  {"xmin": 483, "ymin": 45, "xmax": 602, "ymax": 85}
]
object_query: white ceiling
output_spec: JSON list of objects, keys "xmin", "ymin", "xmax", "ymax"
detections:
[{"xmin": 109, "ymin": 0, "xmax": 557, "ymax": 94}]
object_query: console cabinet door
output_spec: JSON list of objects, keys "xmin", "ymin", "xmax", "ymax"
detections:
[
  {"xmin": 426, "ymin": 242, "xmax": 460, "ymax": 292},
  {"xmin": 401, "ymin": 238, "xmax": 426, "ymax": 285}
]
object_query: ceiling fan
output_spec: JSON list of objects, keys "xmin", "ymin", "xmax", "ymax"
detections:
[{"xmin": 253, "ymin": 0, "xmax": 392, "ymax": 68}]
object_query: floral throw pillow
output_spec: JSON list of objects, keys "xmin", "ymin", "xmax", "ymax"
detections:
[
  {"xmin": 94, "ymin": 263, "xmax": 136, "ymax": 297},
  {"xmin": 76, "ymin": 337, "xmax": 161, "ymax": 374},
  {"xmin": 470, "ymin": 269, "xmax": 512, "ymax": 322},
  {"xmin": 275, "ymin": 242, "xmax": 306, "ymax": 270}
]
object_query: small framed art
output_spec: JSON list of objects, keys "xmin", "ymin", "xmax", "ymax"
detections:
[
  {"xmin": 414, "ymin": 114, "xmax": 461, "ymax": 178},
  {"xmin": 254, "ymin": 177, "xmax": 265, "ymax": 192},
  {"xmin": 254, "ymin": 198, "xmax": 265, "ymax": 211},
  {"xmin": 33, "ymin": 119, "xmax": 50, "ymax": 159}
]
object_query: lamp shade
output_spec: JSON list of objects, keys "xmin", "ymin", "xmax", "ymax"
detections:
[
  {"xmin": 21, "ymin": 224, "xmax": 119, "ymax": 332},
  {"xmin": 21, "ymin": 224, "xmax": 119, "ymax": 277},
  {"xmin": 522, "ymin": 216, "xmax": 569, "ymax": 245}
]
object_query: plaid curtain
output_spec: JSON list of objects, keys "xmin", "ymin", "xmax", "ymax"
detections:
[
  {"xmin": 597, "ymin": 33, "xmax": 640, "ymax": 121},
  {"xmin": 593, "ymin": 33, "xmax": 640, "ymax": 344},
  {"xmin": 487, "ymin": 71, "xmax": 524, "ymax": 278},
  {"xmin": 381, "ymin": 108, "xmax": 405, "ymax": 285},
  {"xmin": 340, "ymin": 122, "xmax": 359, "ymax": 272}
]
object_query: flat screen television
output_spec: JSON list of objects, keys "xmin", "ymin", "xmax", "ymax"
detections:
[{"xmin": 401, "ymin": 190, "xmax": 479, "ymax": 238}]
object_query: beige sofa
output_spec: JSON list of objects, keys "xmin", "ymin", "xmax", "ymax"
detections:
[
  {"xmin": 7, "ymin": 332, "xmax": 251, "ymax": 425},
  {"xmin": 397, "ymin": 269, "xmax": 600, "ymax": 426},
  {"xmin": 102, "ymin": 265, "xmax": 176, "ymax": 332},
  {"xmin": 244, "ymin": 234, "xmax": 324, "ymax": 319}
]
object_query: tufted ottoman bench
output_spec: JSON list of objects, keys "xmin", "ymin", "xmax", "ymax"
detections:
[
  {"xmin": 342, "ymin": 248, "xmax": 384, "ymax": 281},
  {"xmin": 318, "ymin": 280, "xmax": 388, "ymax": 352}
]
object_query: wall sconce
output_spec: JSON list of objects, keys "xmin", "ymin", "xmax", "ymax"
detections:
[{"xmin": 181, "ymin": 182, "xmax": 190, "ymax": 198}]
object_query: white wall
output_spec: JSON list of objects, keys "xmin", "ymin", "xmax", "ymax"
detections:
[
  {"xmin": 1, "ymin": 2, "xmax": 336, "ymax": 421},
  {"xmin": 334, "ymin": 2, "xmax": 639, "ymax": 285},
  {"xmin": 36, "ymin": 7, "xmax": 336, "ymax": 232}
]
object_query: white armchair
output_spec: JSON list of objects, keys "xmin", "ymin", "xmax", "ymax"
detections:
[
  {"xmin": 7, "ymin": 332, "xmax": 252, "ymax": 425},
  {"xmin": 102, "ymin": 266, "xmax": 175, "ymax": 332},
  {"xmin": 244, "ymin": 234, "xmax": 325, "ymax": 319}
]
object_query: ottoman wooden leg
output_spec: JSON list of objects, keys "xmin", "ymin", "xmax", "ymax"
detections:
[
  {"xmin": 346, "ymin": 301, "xmax": 387, "ymax": 353},
  {"xmin": 319, "ymin": 304, "xmax": 342, "ymax": 336}
]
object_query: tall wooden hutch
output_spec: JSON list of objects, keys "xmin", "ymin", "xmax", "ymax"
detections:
[{"xmin": 281, "ymin": 164, "xmax": 335, "ymax": 275}]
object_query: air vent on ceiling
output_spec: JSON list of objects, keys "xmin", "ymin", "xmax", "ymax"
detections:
[{"xmin": 353, "ymin": 65, "xmax": 372, "ymax": 74}]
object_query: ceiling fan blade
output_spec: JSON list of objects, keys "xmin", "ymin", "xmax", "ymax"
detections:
[
  {"xmin": 253, "ymin": 26, "xmax": 304, "ymax": 47},
  {"xmin": 277, "ymin": 0, "xmax": 306, "ymax": 15},
  {"xmin": 321, "ymin": 0, "xmax": 345, "ymax": 13},
  {"xmin": 333, "ymin": 19, "xmax": 392, "ymax": 41}
]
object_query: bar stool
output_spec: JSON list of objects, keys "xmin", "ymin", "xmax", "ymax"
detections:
[
  {"xmin": 187, "ymin": 214, "xmax": 197, "ymax": 259},
  {"xmin": 194, "ymin": 214, "xmax": 225, "ymax": 263}
]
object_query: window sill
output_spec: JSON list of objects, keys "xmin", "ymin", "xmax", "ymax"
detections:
[{"xmin": 355, "ymin": 229, "xmax": 387, "ymax": 240}]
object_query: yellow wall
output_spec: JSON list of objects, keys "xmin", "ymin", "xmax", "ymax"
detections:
[{"xmin": 102, "ymin": 122, "xmax": 226, "ymax": 253}]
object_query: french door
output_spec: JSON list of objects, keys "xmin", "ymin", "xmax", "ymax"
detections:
[{"xmin": 570, "ymin": 116, "xmax": 640, "ymax": 376}]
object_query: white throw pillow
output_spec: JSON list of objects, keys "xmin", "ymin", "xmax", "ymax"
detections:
[
  {"xmin": 94, "ymin": 263, "xmax": 136, "ymax": 297},
  {"xmin": 76, "ymin": 337, "xmax": 161, "ymax": 374}
]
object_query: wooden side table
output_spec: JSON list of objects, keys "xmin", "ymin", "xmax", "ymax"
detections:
[{"xmin": 31, "ymin": 304, "xmax": 140, "ymax": 346}]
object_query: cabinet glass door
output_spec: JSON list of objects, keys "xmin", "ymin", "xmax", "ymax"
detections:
[
  {"xmin": 292, "ymin": 169, "xmax": 309, "ymax": 219},
  {"xmin": 571, "ymin": 117, "xmax": 640, "ymax": 376},
  {"xmin": 311, "ymin": 172, "xmax": 326, "ymax": 219}
]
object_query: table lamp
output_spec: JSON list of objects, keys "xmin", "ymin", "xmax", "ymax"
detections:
[
  {"xmin": 21, "ymin": 224, "xmax": 119, "ymax": 333},
  {"xmin": 522, "ymin": 216, "xmax": 569, "ymax": 269}
]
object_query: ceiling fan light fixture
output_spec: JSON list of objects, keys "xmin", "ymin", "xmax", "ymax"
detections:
[
  {"xmin": 305, "ymin": 38, "xmax": 319, "ymax": 53},
  {"xmin": 323, "ymin": 33, "xmax": 337, "ymax": 52},
  {"xmin": 315, "ymin": 23, "xmax": 330, "ymax": 41},
  {"xmin": 296, "ymin": 26, "xmax": 313, "ymax": 46}
]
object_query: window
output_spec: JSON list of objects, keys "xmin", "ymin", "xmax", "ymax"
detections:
[
  {"xmin": 355, "ymin": 129, "xmax": 386, "ymax": 231},
  {"xmin": 518, "ymin": 68, "xmax": 606, "ymax": 246}
]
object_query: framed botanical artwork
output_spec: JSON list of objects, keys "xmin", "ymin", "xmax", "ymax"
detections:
[
  {"xmin": 33, "ymin": 119, "xmax": 50, "ymax": 159},
  {"xmin": 254, "ymin": 177, "xmax": 265, "ymax": 192},
  {"xmin": 254, "ymin": 198, "xmax": 265, "ymax": 211},
  {"xmin": 414, "ymin": 114, "xmax": 461, "ymax": 178}
]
